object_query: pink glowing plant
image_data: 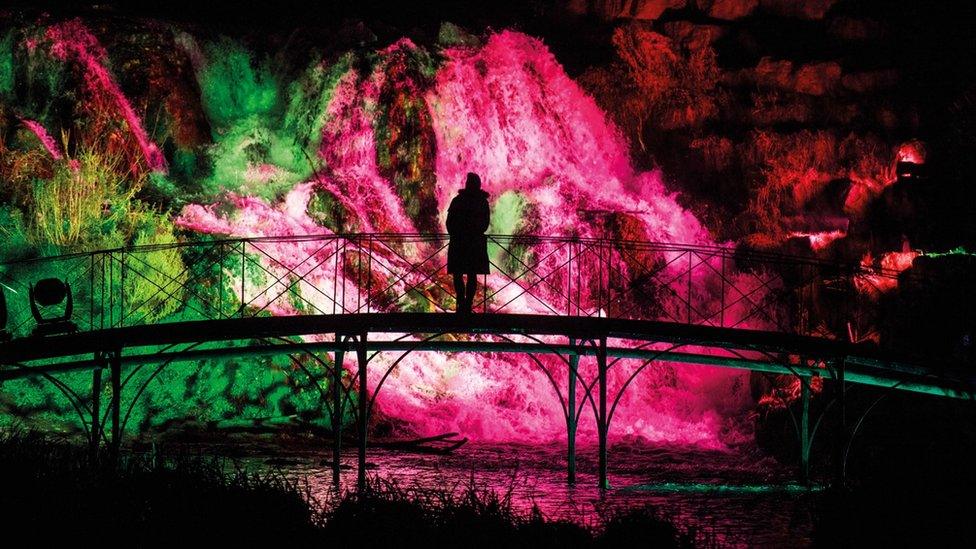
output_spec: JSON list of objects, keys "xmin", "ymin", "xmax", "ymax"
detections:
[
  {"xmin": 45, "ymin": 20, "xmax": 167, "ymax": 173},
  {"xmin": 19, "ymin": 119, "xmax": 62, "ymax": 160}
]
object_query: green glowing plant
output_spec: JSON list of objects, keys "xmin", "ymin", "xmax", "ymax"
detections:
[
  {"xmin": 193, "ymin": 38, "xmax": 352, "ymax": 200},
  {"xmin": 29, "ymin": 144, "xmax": 140, "ymax": 249},
  {"xmin": 489, "ymin": 191, "xmax": 538, "ymax": 273},
  {"xmin": 198, "ymin": 38, "xmax": 279, "ymax": 129},
  {"xmin": 0, "ymin": 127, "xmax": 55, "ymax": 206},
  {"xmin": 306, "ymin": 187, "xmax": 353, "ymax": 232},
  {"xmin": 0, "ymin": 205, "xmax": 31, "ymax": 262},
  {"xmin": 283, "ymin": 53, "xmax": 353, "ymax": 156},
  {"xmin": 0, "ymin": 32, "xmax": 14, "ymax": 98},
  {"xmin": 122, "ymin": 220, "xmax": 187, "ymax": 324}
]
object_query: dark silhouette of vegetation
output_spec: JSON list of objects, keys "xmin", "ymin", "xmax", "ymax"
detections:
[
  {"xmin": 0, "ymin": 430, "xmax": 696, "ymax": 547},
  {"xmin": 0, "ymin": 430, "xmax": 321, "ymax": 544},
  {"xmin": 811, "ymin": 394, "xmax": 976, "ymax": 547}
]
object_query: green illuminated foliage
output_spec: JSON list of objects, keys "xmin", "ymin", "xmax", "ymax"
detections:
[
  {"xmin": 306, "ymin": 187, "xmax": 352, "ymax": 232},
  {"xmin": 194, "ymin": 39, "xmax": 351, "ymax": 200},
  {"xmin": 0, "ymin": 205, "xmax": 31, "ymax": 262},
  {"xmin": 2, "ymin": 27, "xmax": 74, "ymax": 128},
  {"xmin": 283, "ymin": 53, "xmax": 353, "ymax": 157},
  {"xmin": 437, "ymin": 22, "xmax": 481, "ymax": 48},
  {"xmin": 0, "ymin": 32, "xmax": 14, "ymax": 98},
  {"xmin": 198, "ymin": 38, "xmax": 280, "ymax": 128},
  {"xmin": 372, "ymin": 44, "xmax": 440, "ymax": 231},
  {"xmin": 0, "ymin": 31, "xmax": 367, "ymax": 438},
  {"xmin": 30, "ymin": 147, "xmax": 137, "ymax": 248},
  {"xmin": 489, "ymin": 191, "xmax": 539, "ymax": 272},
  {"xmin": 122, "ymin": 219, "xmax": 187, "ymax": 324}
]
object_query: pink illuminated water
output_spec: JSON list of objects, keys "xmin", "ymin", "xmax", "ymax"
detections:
[
  {"xmin": 214, "ymin": 441, "xmax": 815, "ymax": 547},
  {"xmin": 176, "ymin": 32, "xmax": 756, "ymax": 447}
]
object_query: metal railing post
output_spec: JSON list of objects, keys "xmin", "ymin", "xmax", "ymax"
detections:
[
  {"xmin": 119, "ymin": 251, "xmax": 125, "ymax": 327},
  {"xmin": 567, "ymin": 338, "xmax": 578, "ymax": 484},
  {"xmin": 567, "ymin": 240, "xmax": 572, "ymax": 317},
  {"xmin": 800, "ymin": 378, "xmax": 811, "ymax": 484},
  {"xmin": 219, "ymin": 243, "xmax": 224, "ymax": 318},
  {"xmin": 110, "ymin": 349, "xmax": 121, "ymax": 460},
  {"xmin": 240, "ymin": 240, "xmax": 246, "ymax": 318},
  {"xmin": 356, "ymin": 333, "xmax": 369, "ymax": 489},
  {"xmin": 331, "ymin": 337, "xmax": 345, "ymax": 486},
  {"xmin": 687, "ymin": 251, "xmax": 693, "ymax": 324},
  {"xmin": 597, "ymin": 336, "xmax": 609, "ymax": 490},
  {"xmin": 90, "ymin": 354, "xmax": 103, "ymax": 463},
  {"xmin": 720, "ymin": 253, "xmax": 726, "ymax": 327}
]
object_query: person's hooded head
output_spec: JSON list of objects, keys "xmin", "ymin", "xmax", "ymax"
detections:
[{"xmin": 464, "ymin": 172, "xmax": 482, "ymax": 191}]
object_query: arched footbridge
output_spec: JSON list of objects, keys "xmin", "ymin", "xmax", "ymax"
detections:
[{"xmin": 1, "ymin": 234, "xmax": 971, "ymax": 488}]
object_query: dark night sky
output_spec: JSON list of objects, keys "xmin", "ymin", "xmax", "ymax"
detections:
[
  {"xmin": 8, "ymin": 1, "xmax": 973, "ymax": 78},
  {"xmin": 5, "ymin": 1, "xmax": 973, "ymax": 134}
]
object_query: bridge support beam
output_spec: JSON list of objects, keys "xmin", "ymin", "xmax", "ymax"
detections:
[
  {"xmin": 90, "ymin": 356, "xmax": 103, "ymax": 463},
  {"xmin": 836, "ymin": 358, "xmax": 847, "ymax": 487},
  {"xmin": 356, "ymin": 333, "xmax": 369, "ymax": 490},
  {"xmin": 800, "ymin": 378, "xmax": 811, "ymax": 484},
  {"xmin": 110, "ymin": 350, "xmax": 121, "ymax": 460},
  {"xmin": 331, "ymin": 339, "xmax": 345, "ymax": 486},
  {"xmin": 567, "ymin": 339, "xmax": 578, "ymax": 484},
  {"xmin": 597, "ymin": 337, "xmax": 609, "ymax": 490}
]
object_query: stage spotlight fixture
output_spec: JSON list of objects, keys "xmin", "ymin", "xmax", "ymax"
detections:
[{"xmin": 29, "ymin": 278, "xmax": 78, "ymax": 336}]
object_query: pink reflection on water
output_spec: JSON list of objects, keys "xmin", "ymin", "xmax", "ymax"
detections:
[{"xmin": 256, "ymin": 442, "xmax": 813, "ymax": 547}]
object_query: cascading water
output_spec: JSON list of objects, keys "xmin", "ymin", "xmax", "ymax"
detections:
[{"xmin": 177, "ymin": 31, "xmax": 753, "ymax": 446}]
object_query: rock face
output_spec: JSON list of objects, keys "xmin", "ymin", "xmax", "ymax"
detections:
[
  {"xmin": 565, "ymin": 0, "xmax": 687, "ymax": 20},
  {"xmin": 698, "ymin": 0, "xmax": 759, "ymax": 20},
  {"xmin": 563, "ymin": 0, "xmax": 836, "ymax": 20},
  {"xmin": 758, "ymin": 0, "xmax": 838, "ymax": 20},
  {"xmin": 734, "ymin": 59, "xmax": 843, "ymax": 96},
  {"xmin": 576, "ymin": 8, "xmax": 946, "ymax": 257}
]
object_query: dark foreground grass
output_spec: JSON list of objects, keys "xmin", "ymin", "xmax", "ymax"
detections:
[
  {"xmin": 0, "ymin": 430, "xmax": 320, "ymax": 544},
  {"xmin": 0, "ymin": 430, "xmax": 694, "ymax": 547}
]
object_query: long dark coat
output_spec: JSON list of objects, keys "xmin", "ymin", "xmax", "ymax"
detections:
[{"xmin": 446, "ymin": 188, "xmax": 490, "ymax": 274}]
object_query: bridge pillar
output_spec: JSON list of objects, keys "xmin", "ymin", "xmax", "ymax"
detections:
[
  {"xmin": 597, "ymin": 337, "xmax": 609, "ymax": 490},
  {"xmin": 90, "ymin": 354, "xmax": 104, "ymax": 463},
  {"xmin": 109, "ymin": 349, "xmax": 121, "ymax": 460},
  {"xmin": 331, "ymin": 340, "xmax": 345, "ymax": 486},
  {"xmin": 800, "ymin": 378, "xmax": 811, "ymax": 484},
  {"xmin": 567, "ymin": 339, "xmax": 579, "ymax": 484},
  {"xmin": 836, "ymin": 358, "xmax": 847, "ymax": 487},
  {"xmin": 356, "ymin": 333, "xmax": 369, "ymax": 490}
]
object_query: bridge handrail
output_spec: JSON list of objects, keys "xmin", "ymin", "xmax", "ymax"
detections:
[{"xmin": 0, "ymin": 232, "xmax": 903, "ymax": 280}]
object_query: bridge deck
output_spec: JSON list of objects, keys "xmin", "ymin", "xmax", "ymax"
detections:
[{"xmin": 1, "ymin": 313, "xmax": 970, "ymax": 399}]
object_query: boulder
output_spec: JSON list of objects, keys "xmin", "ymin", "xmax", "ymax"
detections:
[
  {"xmin": 841, "ymin": 69, "xmax": 900, "ymax": 94},
  {"xmin": 697, "ymin": 0, "xmax": 759, "ymax": 20},
  {"xmin": 758, "ymin": 0, "xmax": 838, "ymax": 20},
  {"xmin": 564, "ymin": 0, "xmax": 686, "ymax": 20},
  {"xmin": 661, "ymin": 21, "xmax": 726, "ymax": 50},
  {"xmin": 733, "ymin": 58, "xmax": 841, "ymax": 96},
  {"xmin": 793, "ymin": 62, "xmax": 842, "ymax": 96},
  {"xmin": 754, "ymin": 57, "xmax": 795, "ymax": 87},
  {"xmin": 828, "ymin": 17, "xmax": 888, "ymax": 42}
]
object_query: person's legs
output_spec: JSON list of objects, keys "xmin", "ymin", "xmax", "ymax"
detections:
[
  {"xmin": 453, "ymin": 273, "xmax": 466, "ymax": 312},
  {"xmin": 465, "ymin": 273, "xmax": 478, "ymax": 312}
]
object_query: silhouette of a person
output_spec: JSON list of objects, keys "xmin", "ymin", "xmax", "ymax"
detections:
[{"xmin": 447, "ymin": 172, "xmax": 490, "ymax": 313}]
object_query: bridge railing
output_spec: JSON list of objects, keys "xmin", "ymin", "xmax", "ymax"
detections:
[{"xmin": 0, "ymin": 233, "xmax": 900, "ymax": 341}]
